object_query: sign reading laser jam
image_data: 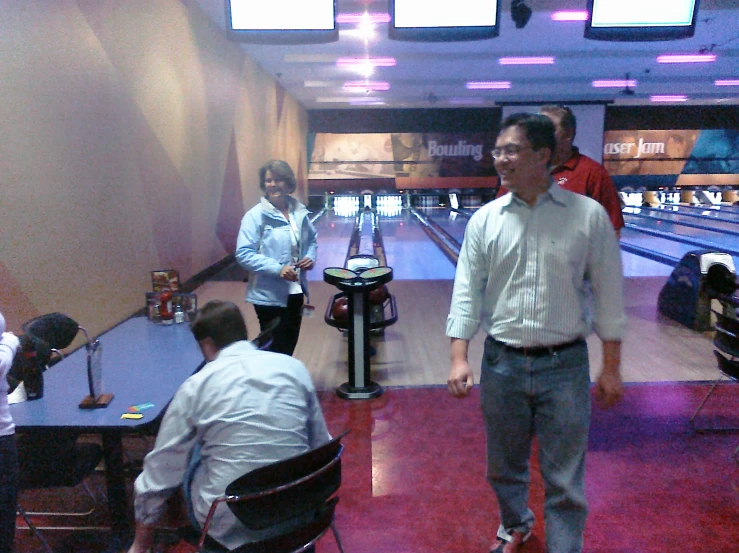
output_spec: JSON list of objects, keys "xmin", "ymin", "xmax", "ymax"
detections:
[
  {"xmin": 603, "ymin": 139, "xmax": 665, "ymax": 158},
  {"xmin": 427, "ymin": 140, "xmax": 484, "ymax": 161}
]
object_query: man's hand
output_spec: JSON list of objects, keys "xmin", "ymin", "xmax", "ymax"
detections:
[
  {"xmin": 295, "ymin": 257, "xmax": 314, "ymax": 270},
  {"xmin": 448, "ymin": 338, "xmax": 473, "ymax": 397},
  {"xmin": 279, "ymin": 265, "xmax": 299, "ymax": 282},
  {"xmin": 594, "ymin": 370, "xmax": 623, "ymax": 409},
  {"xmin": 448, "ymin": 360, "xmax": 474, "ymax": 397},
  {"xmin": 126, "ymin": 522, "xmax": 155, "ymax": 553},
  {"xmin": 595, "ymin": 340, "xmax": 623, "ymax": 409}
]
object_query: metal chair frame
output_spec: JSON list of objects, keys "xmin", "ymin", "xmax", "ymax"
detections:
[{"xmin": 690, "ymin": 310, "xmax": 739, "ymax": 432}]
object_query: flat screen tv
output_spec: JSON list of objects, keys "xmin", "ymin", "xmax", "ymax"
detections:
[
  {"xmin": 585, "ymin": 0, "xmax": 700, "ymax": 41},
  {"xmin": 389, "ymin": 0, "xmax": 501, "ymax": 42},
  {"xmin": 226, "ymin": 0, "xmax": 338, "ymax": 44}
]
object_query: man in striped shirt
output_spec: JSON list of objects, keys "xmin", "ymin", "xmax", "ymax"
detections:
[{"xmin": 446, "ymin": 113, "xmax": 626, "ymax": 553}]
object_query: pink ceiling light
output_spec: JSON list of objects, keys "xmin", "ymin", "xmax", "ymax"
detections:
[
  {"xmin": 499, "ymin": 57, "xmax": 555, "ymax": 65},
  {"xmin": 337, "ymin": 57, "xmax": 396, "ymax": 67},
  {"xmin": 336, "ymin": 13, "xmax": 391, "ymax": 24},
  {"xmin": 657, "ymin": 54, "xmax": 716, "ymax": 64},
  {"xmin": 650, "ymin": 95, "xmax": 688, "ymax": 102},
  {"xmin": 551, "ymin": 11, "xmax": 588, "ymax": 21},
  {"xmin": 343, "ymin": 81, "xmax": 390, "ymax": 91},
  {"xmin": 592, "ymin": 79, "xmax": 637, "ymax": 88},
  {"xmin": 466, "ymin": 81, "xmax": 511, "ymax": 90},
  {"xmin": 715, "ymin": 79, "xmax": 739, "ymax": 86}
]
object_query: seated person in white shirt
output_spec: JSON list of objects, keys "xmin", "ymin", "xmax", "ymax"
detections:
[
  {"xmin": 0, "ymin": 311, "xmax": 21, "ymax": 553},
  {"xmin": 127, "ymin": 300, "xmax": 331, "ymax": 553}
]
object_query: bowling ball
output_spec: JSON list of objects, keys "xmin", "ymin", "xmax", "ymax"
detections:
[
  {"xmin": 332, "ymin": 297, "xmax": 349, "ymax": 322},
  {"xmin": 369, "ymin": 284, "xmax": 390, "ymax": 306}
]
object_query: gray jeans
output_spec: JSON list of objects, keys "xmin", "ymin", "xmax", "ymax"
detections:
[{"xmin": 480, "ymin": 337, "xmax": 591, "ymax": 553}]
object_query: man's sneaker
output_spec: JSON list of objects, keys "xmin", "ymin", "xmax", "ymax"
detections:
[{"xmin": 490, "ymin": 530, "xmax": 532, "ymax": 553}]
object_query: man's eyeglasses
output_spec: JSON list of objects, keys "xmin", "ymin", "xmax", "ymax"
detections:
[{"xmin": 491, "ymin": 145, "xmax": 527, "ymax": 159}]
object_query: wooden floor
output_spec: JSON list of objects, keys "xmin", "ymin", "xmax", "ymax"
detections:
[{"xmin": 195, "ymin": 272, "xmax": 720, "ymax": 391}]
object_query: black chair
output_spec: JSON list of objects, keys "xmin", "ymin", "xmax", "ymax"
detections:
[
  {"xmin": 690, "ymin": 311, "xmax": 739, "ymax": 432},
  {"xmin": 8, "ymin": 312, "xmax": 92, "ymax": 399},
  {"xmin": 16, "ymin": 436, "xmax": 105, "ymax": 552},
  {"xmin": 251, "ymin": 316, "xmax": 280, "ymax": 352},
  {"xmin": 197, "ymin": 430, "xmax": 349, "ymax": 553},
  {"xmin": 12, "ymin": 314, "xmax": 105, "ymax": 552}
]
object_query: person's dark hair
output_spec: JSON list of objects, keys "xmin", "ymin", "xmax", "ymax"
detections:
[
  {"xmin": 539, "ymin": 105, "xmax": 577, "ymax": 137},
  {"xmin": 500, "ymin": 113, "xmax": 556, "ymax": 162},
  {"xmin": 259, "ymin": 159, "xmax": 297, "ymax": 194},
  {"xmin": 190, "ymin": 300, "xmax": 248, "ymax": 350}
]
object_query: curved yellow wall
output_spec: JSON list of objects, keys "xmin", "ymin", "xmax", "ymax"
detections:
[{"xmin": 0, "ymin": 0, "xmax": 308, "ymax": 337}]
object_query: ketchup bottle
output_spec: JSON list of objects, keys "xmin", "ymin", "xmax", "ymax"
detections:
[{"xmin": 159, "ymin": 289, "xmax": 174, "ymax": 324}]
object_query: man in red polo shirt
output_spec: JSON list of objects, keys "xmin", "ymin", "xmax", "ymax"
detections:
[{"xmin": 496, "ymin": 105, "xmax": 624, "ymax": 238}]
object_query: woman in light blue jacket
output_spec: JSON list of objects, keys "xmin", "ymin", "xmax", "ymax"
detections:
[{"xmin": 235, "ymin": 160, "xmax": 318, "ymax": 356}]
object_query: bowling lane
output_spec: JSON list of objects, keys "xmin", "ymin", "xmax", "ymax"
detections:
[
  {"xmin": 650, "ymin": 203, "xmax": 739, "ymax": 222},
  {"xmin": 623, "ymin": 214, "xmax": 739, "ymax": 254},
  {"xmin": 620, "ymin": 227, "xmax": 739, "ymax": 269},
  {"xmin": 379, "ymin": 210, "xmax": 457, "ymax": 280},
  {"xmin": 308, "ymin": 211, "xmax": 356, "ymax": 281},
  {"xmin": 423, "ymin": 206, "xmax": 673, "ymax": 278},
  {"xmin": 625, "ymin": 207, "xmax": 739, "ymax": 233},
  {"xmin": 417, "ymin": 207, "xmax": 468, "ymax": 244}
]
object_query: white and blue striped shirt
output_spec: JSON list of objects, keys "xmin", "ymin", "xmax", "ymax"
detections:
[{"xmin": 446, "ymin": 183, "xmax": 626, "ymax": 347}]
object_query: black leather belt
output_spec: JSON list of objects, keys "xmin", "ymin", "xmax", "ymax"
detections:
[{"xmin": 492, "ymin": 338, "xmax": 585, "ymax": 357}]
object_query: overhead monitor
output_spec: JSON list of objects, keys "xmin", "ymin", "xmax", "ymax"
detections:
[
  {"xmin": 226, "ymin": 0, "xmax": 338, "ymax": 44},
  {"xmin": 389, "ymin": 0, "xmax": 502, "ymax": 42},
  {"xmin": 585, "ymin": 0, "xmax": 700, "ymax": 41}
]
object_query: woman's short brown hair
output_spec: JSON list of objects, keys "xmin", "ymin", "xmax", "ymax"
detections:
[{"xmin": 259, "ymin": 159, "xmax": 297, "ymax": 194}]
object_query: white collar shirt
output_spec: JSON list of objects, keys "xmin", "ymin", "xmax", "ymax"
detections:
[
  {"xmin": 446, "ymin": 183, "xmax": 626, "ymax": 347},
  {"xmin": 133, "ymin": 340, "xmax": 330, "ymax": 549}
]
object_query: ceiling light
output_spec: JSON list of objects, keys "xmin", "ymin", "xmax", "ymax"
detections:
[
  {"xmin": 657, "ymin": 54, "xmax": 716, "ymax": 63},
  {"xmin": 336, "ymin": 57, "xmax": 396, "ymax": 67},
  {"xmin": 715, "ymin": 79, "xmax": 739, "ymax": 86},
  {"xmin": 316, "ymin": 97, "xmax": 362, "ymax": 103},
  {"xmin": 466, "ymin": 81, "xmax": 511, "ymax": 90},
  {"xmin": 511, "ymin": 0, "xmax": 532, "ymax": 29},
  {"xmin": 499, "ymin": 56, "xmax": 555, "ymax": 65},
  {"xmin": 592, "ymin": 79, "xmax": 637, "ymax": 88},
  {"xmin": 336, "ymin": 12, "xmax": 391, "ymax": 24},
  {"xmin": 551, "ymin": 11, "xmax": 588, "ymax": 21},
  {"xmin": 448, "ymin": 97, "xmax": 486, "ymax": 105},
  {"xmin": 343, "ymin": 81, "xmax": 390, "ymax": 91},
  {"xmin": 650, "ymin": 95, "xmax": 688, "ymax": 102},
  {"xmin": 348, "ymin": 99, "xmax": 386, "ymax": 106}
]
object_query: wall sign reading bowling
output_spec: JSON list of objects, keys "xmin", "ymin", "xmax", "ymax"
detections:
[
  {"xmin": 308, "ymin": 132, "xmax": 498, "ymax": 191},
  {"xmin": 324, "ymin": 266, "xmax": 398, "ymax": 399}
]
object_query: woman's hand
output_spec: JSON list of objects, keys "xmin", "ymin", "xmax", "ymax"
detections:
[
  {"xmin": 280, "ymin": 265, "xmax": 299, "ymax": 282},
  {"xmin": 295, "ymin": 257, "xmax": 314, "ymax": 271}
]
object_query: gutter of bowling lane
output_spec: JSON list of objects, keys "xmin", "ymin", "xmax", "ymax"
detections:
[
  {"xmin": 345, "ymin": 211, "xmax": 363, "ymax": 261},
  {"xmin": 309, "ymin": 208, "xmax": 328, "ymax": 225},
  {"xmin": 408, "ymin": 207, "xmax": 460, "ymax": 266},
  {"xmin": 370, "ymin": 211, "xmax": 388, "ymax": 267},
  {"xmin": 450, "ymin": 206, "xmax": 475, "ymax": 219},
  {"xmin": 623, "ymin": 223, "xmax": 739, "ymax": 258},
  {"xmin": 618, "ymin": 242, "xmax": 679, "ymax": 267}
]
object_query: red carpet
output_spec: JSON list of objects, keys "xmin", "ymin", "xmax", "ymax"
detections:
[{"xmin": 16, "ymin": 382, "xmax": 739, "ymax": 553}]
